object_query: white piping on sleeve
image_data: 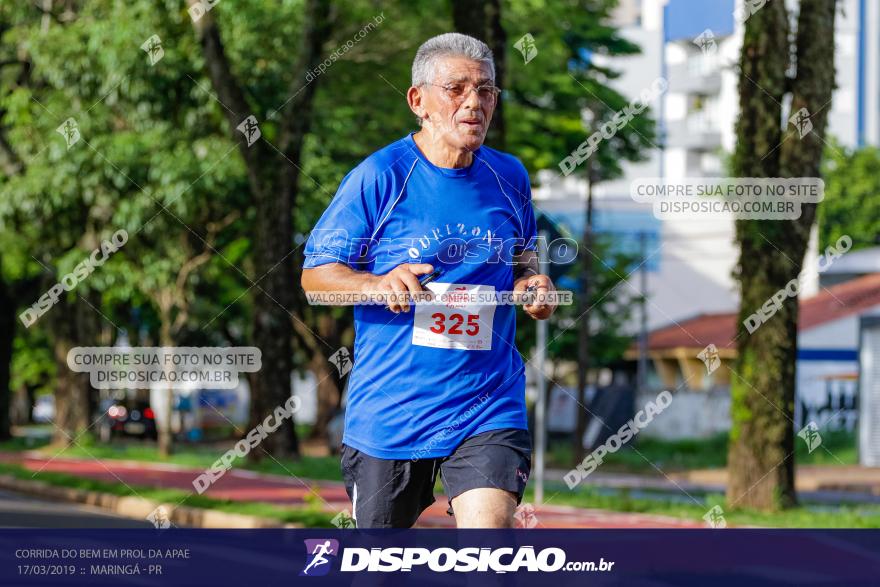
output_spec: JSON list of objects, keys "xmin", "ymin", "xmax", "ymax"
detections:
[
  {"xmin": 369, "ymin": 157, "xmax": 418, "ymax": 242},
  {"xmin": 477, "ymin": 155, "xmax": 525, "ymax": 237}
]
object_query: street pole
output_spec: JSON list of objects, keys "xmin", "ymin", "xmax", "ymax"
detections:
[
  {"xmin": 534, "ymin": 230, "xmax": 549, "ymax": 504},
  {"xmin": 637, "ymin": 231, "xmax": 649, "ymax": 395},
  {"xmin": 574, "ymin": 171, "xmax": 593, "ymax": 464}
]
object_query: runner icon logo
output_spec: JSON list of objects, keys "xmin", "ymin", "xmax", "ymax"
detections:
[{"xmin": 300, "ymin": 539, "xmax": 339, "ymax": 577}]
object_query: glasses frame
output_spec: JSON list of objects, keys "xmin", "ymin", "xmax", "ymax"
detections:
[{"xmin": 423, "ymin": 82, "xmax": 501, "ymax": 103}]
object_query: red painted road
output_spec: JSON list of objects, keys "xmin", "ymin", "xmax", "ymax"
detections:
[{"xmin": 0, "ymin": 452, "xmax": 704, "ymax": 528}]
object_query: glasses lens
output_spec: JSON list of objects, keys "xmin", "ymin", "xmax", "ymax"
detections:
[
  {"xmin": 478, "ymin": 86, "xmax": 499, "ymax": 99},
  {"xmin": 444, "ymin": 84, "xmax": 465, "ymax": 98},
  {"xmin": 433, "ymin": 83, "xmax": 498, "ymax": 101}
]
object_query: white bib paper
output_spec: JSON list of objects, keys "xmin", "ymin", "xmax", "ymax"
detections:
[{"xmin": 412, "ymin": 282, "xmax": 496, "ymax": 351}]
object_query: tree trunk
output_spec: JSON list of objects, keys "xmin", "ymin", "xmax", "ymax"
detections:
[
  {"xmin": 307, "ymin": 313, "xmax": 343, "ymax": 440},
  {"xmin": 157, "ymin": 312, "xmax": 174, "ymax": 457},
  {"xmin": 451, "ymin": 0, "xmax": 506, "ymax": 149},
  {"xmin": 727, "ymin": 0, "xmax": 836, "ymax": 511},
  {"xmin": 0, "ymin": 270, "xmax": 13, "ymax": 440},
  {"xmin": 309, "ymin": 349, "xmax": 338, "ymax": 440},
  {"xmin": 48, "ymin": 294, "xmax": 99, "ymax": 446},
  {"xmin": 190, "ymin": 0, "xmax": 332, "ymax": 459}
]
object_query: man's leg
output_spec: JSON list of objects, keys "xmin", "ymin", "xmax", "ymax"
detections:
[
  {"xmin": 450, "ymin": 487, "xmax": 517, "ymax": 528},
  {"xmin": 340, "ymin": 444, "xmax": 437, "ymax": 528},
  {"xmin": 439, "ymin": 428, "xmax": 532, "ymax": 528}
]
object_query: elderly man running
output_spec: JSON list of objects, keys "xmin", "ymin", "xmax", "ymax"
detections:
[{"xmin": 301, "ymin": 32, "xmax": 556, "ymax": 528}]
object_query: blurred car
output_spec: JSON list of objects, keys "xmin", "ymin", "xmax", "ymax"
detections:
[
  {"xmin": 32, "ymin": 395, "xmax": 55, "ymax": 423},
  {"xmin": 98, "ymin": 400, "xmax": 158, "ymax": 441}
]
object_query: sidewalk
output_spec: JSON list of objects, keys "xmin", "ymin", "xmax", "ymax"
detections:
[{"xmin": 0, "ymin": 451, "xmax": 703, "ymax": 529}]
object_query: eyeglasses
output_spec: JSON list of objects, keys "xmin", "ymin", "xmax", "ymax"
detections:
[{"xmin": 424, "ymin": 82, "xmax": 501, "ymax": 102}]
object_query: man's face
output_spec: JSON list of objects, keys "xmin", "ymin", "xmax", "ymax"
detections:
[{"xmin": 410, "ymin": 57, "xmax": 497, "ymax": 153}]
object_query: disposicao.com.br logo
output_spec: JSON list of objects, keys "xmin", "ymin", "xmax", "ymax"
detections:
[
  {"xmin": 300, "ymin": 539, "xmax": 339, "ymax": 576},
  {"xmin": 299, "ymin": 540, "xmax": 614, "ymax": 575}
]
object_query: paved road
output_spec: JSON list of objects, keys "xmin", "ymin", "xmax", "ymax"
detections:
[{"xmin": 0, "ymin": 489, "xmax": 154, "ymax": 528}]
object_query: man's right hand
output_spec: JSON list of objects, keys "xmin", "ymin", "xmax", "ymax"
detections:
[{"xmin": 366, "ymin": 263, "xmax": 434, "ymax": 313}]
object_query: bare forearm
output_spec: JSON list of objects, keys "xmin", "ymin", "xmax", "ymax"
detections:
[
  {"xmin": 302, "ymin": 261, "xmax": 434, "ymax": 313},
  {"xmin": 301, "ymin": 263, "xmax": 377, "ymax": 293}
]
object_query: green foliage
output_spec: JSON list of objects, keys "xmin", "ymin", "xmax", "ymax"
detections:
[
  {"xmin": 0, "ymin": 1, "xmax": 267, "ymax": 346},
  {"xmin": 533, "ymin": 484, "xmax": 880, "ymax": 528},
  {"xmin": 10, "ymin": 329, "xmax": 55, "ymax": 397},
  {"xmin": 548, "ymin": 429, "xmax": 857, "ymax": 472},
  {"xmin": 819, "ymin": 142, "xmax": 880, "ymax": 250},
  {"xmin": 1, "ymin": 0, "xmax": 651, "ymax": 427},
  {"xmin": 516, "ymin": 235, "xmax": 640, "ymax": 365},
  {"xmin": 505, "ymin": 0, "xmax": 653, "ymax": 364},
  {"xmin": 504, "ymin": 0, "xmax": 656, "ymax": 180}
]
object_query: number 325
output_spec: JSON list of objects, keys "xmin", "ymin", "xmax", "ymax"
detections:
[{"xmin": 429, "ymin": 313, "xmax": 480, "ymax": 335}]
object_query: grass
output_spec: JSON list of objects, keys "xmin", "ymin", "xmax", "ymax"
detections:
[
  {"xmin": 3, "ymin": 453, "xmax": 875, "ymax": 528},
  {"xmin": 3, "ymin": 427, "xmax": 872, "ymax": 528},
  {"xmin": 14, "ymin": 424, "xmax": 857, "ymax": 480},
  {"xmin": 1, "ymin": 433, "xmax": 344, "ymax": 483},
  {"xmin": 16, "ymin": 428, "xmax": 857, "ymax": 484},
  {"xmin": 0, "ymin": 435, "xmax": 55, "ymax": 452},
  {"xmin": 0, "ymin": 461, "xmax": 333, "ymax": 528},
  {"xmin": 547, "ymin": 429, "xmax": 858, "ymax": 472},
  {"xmin": 527, "ymin": 484, "xmax": 880, "ymax": 528}
]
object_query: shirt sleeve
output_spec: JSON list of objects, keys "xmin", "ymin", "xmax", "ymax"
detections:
[
  {"xmin": 520, "ymin": 178, "xmax": 538, "ymax": 252},
  {"xmin": 512, "ymin": 160, "xmax": 538, "ymax": 253},
  {"xmin": 302, "ymin": 161, "xmax": 385, "ymax": 269}
]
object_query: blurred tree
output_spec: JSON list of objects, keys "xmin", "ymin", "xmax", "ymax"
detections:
[
  {"xmin": 287, "ymin": 0, "xmax": 649, "ymax": 444},
  {"xmin": 0, "ymin": 1, "xmax": 102, "ymax": 444},
  {"xmin": 0, "ymin": 0, "xmax": 256, "ymax": 448},
  {"xmin": 0, "ymin": 0, "xmax": 653, "ymax": 458},
  {"xmin": 505, "ymin": 0, "xmax": 657, "ymax": 463},
  {"xmin": 0, "ymin": 0, "xmax": 432, "ymax": 451},
  {"xmin": 9, "ymin": 327, "xmax": 56, "ymax": 426},
  {"xmin": 729, "ymin": 0, "xmax": 837, "ymax": 511},
  {"xmin": 452, "ymin": 0, "xmax": 506, "ymax": 149},
  {"xmin": 287, "ymin": 3, "xmax": 446, "ymax": 439},
  {"xmin": 819, "ymin": 144, "xmax": 880, "ymax": 250},
  {"xmin": 185, "ymin": 0, "xmax": 334, "ymax": 458},
  {"xmin": 516, "ymin": 236, "xmax": 638, "ymax": 368}
]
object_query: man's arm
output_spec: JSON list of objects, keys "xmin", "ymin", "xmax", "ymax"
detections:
[
  {"xmin": 301, "ymin": 263, "xmax": 379, "ymax": 293},
  {"xmin": 301, "ymin": 262, "xmax": 434, "ymax": 313},
  {"xmin": 512, "ymin": 249, "xmax": 556, "ymax": 320},
  {"xmin": 513, "ymin": 249, "xmax": 539, "ymax": 282}
]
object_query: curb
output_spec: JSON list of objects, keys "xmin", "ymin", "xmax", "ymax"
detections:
[{"xmin": 0, "ymin": 474, "xmax": 301, "ymax": 529}]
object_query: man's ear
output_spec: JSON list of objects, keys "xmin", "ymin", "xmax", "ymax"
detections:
[{"xmin": 407, "ymin": 86, "xmax": 427, "ymax": 122}]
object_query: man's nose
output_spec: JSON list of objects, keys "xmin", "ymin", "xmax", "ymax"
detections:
[{"xmin": 461, "ymin": 87, "xmax": 481, "ymax": 109}]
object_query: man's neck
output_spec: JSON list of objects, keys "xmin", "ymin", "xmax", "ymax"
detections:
[{"xmin": 412, "ymin": 130, "xmax": 474, "ymax": 169}]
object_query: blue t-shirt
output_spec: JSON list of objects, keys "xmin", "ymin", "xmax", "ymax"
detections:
[{"xmin": 303, "ymin": 133, "xmax": 537, "ymax": 459}]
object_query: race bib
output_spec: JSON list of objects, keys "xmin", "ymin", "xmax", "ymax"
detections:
[{"xmin": 412, "ymin": 282, "xmax": 496, "ymax": 351}]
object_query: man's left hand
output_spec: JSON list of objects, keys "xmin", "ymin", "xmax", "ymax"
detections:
[{"xmin": 513, "ymin": 273, "xmax": 556, "ymax": 320}]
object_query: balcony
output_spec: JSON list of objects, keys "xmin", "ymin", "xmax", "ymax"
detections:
[
  {"xmin": 665, "ymin": 112, "xmax": 722, "ymax": 150},
  {"xmin": 667, "ymin": 59, "xmax": 722, "ymax": 95}
]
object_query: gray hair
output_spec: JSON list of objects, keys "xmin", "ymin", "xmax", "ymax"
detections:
[{"xmin": 411, "ymin": 33, "xmax": 495, "ymax": 87}]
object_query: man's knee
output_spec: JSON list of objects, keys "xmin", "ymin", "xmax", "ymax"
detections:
[{"xmin": 451, "ymin": 487, "xmax": 517, "ymax": 528}]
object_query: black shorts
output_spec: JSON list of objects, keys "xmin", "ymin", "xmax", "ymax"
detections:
[{"xmin": 340, "ymin": 428, "xmax": 532, "ymax": 529}]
